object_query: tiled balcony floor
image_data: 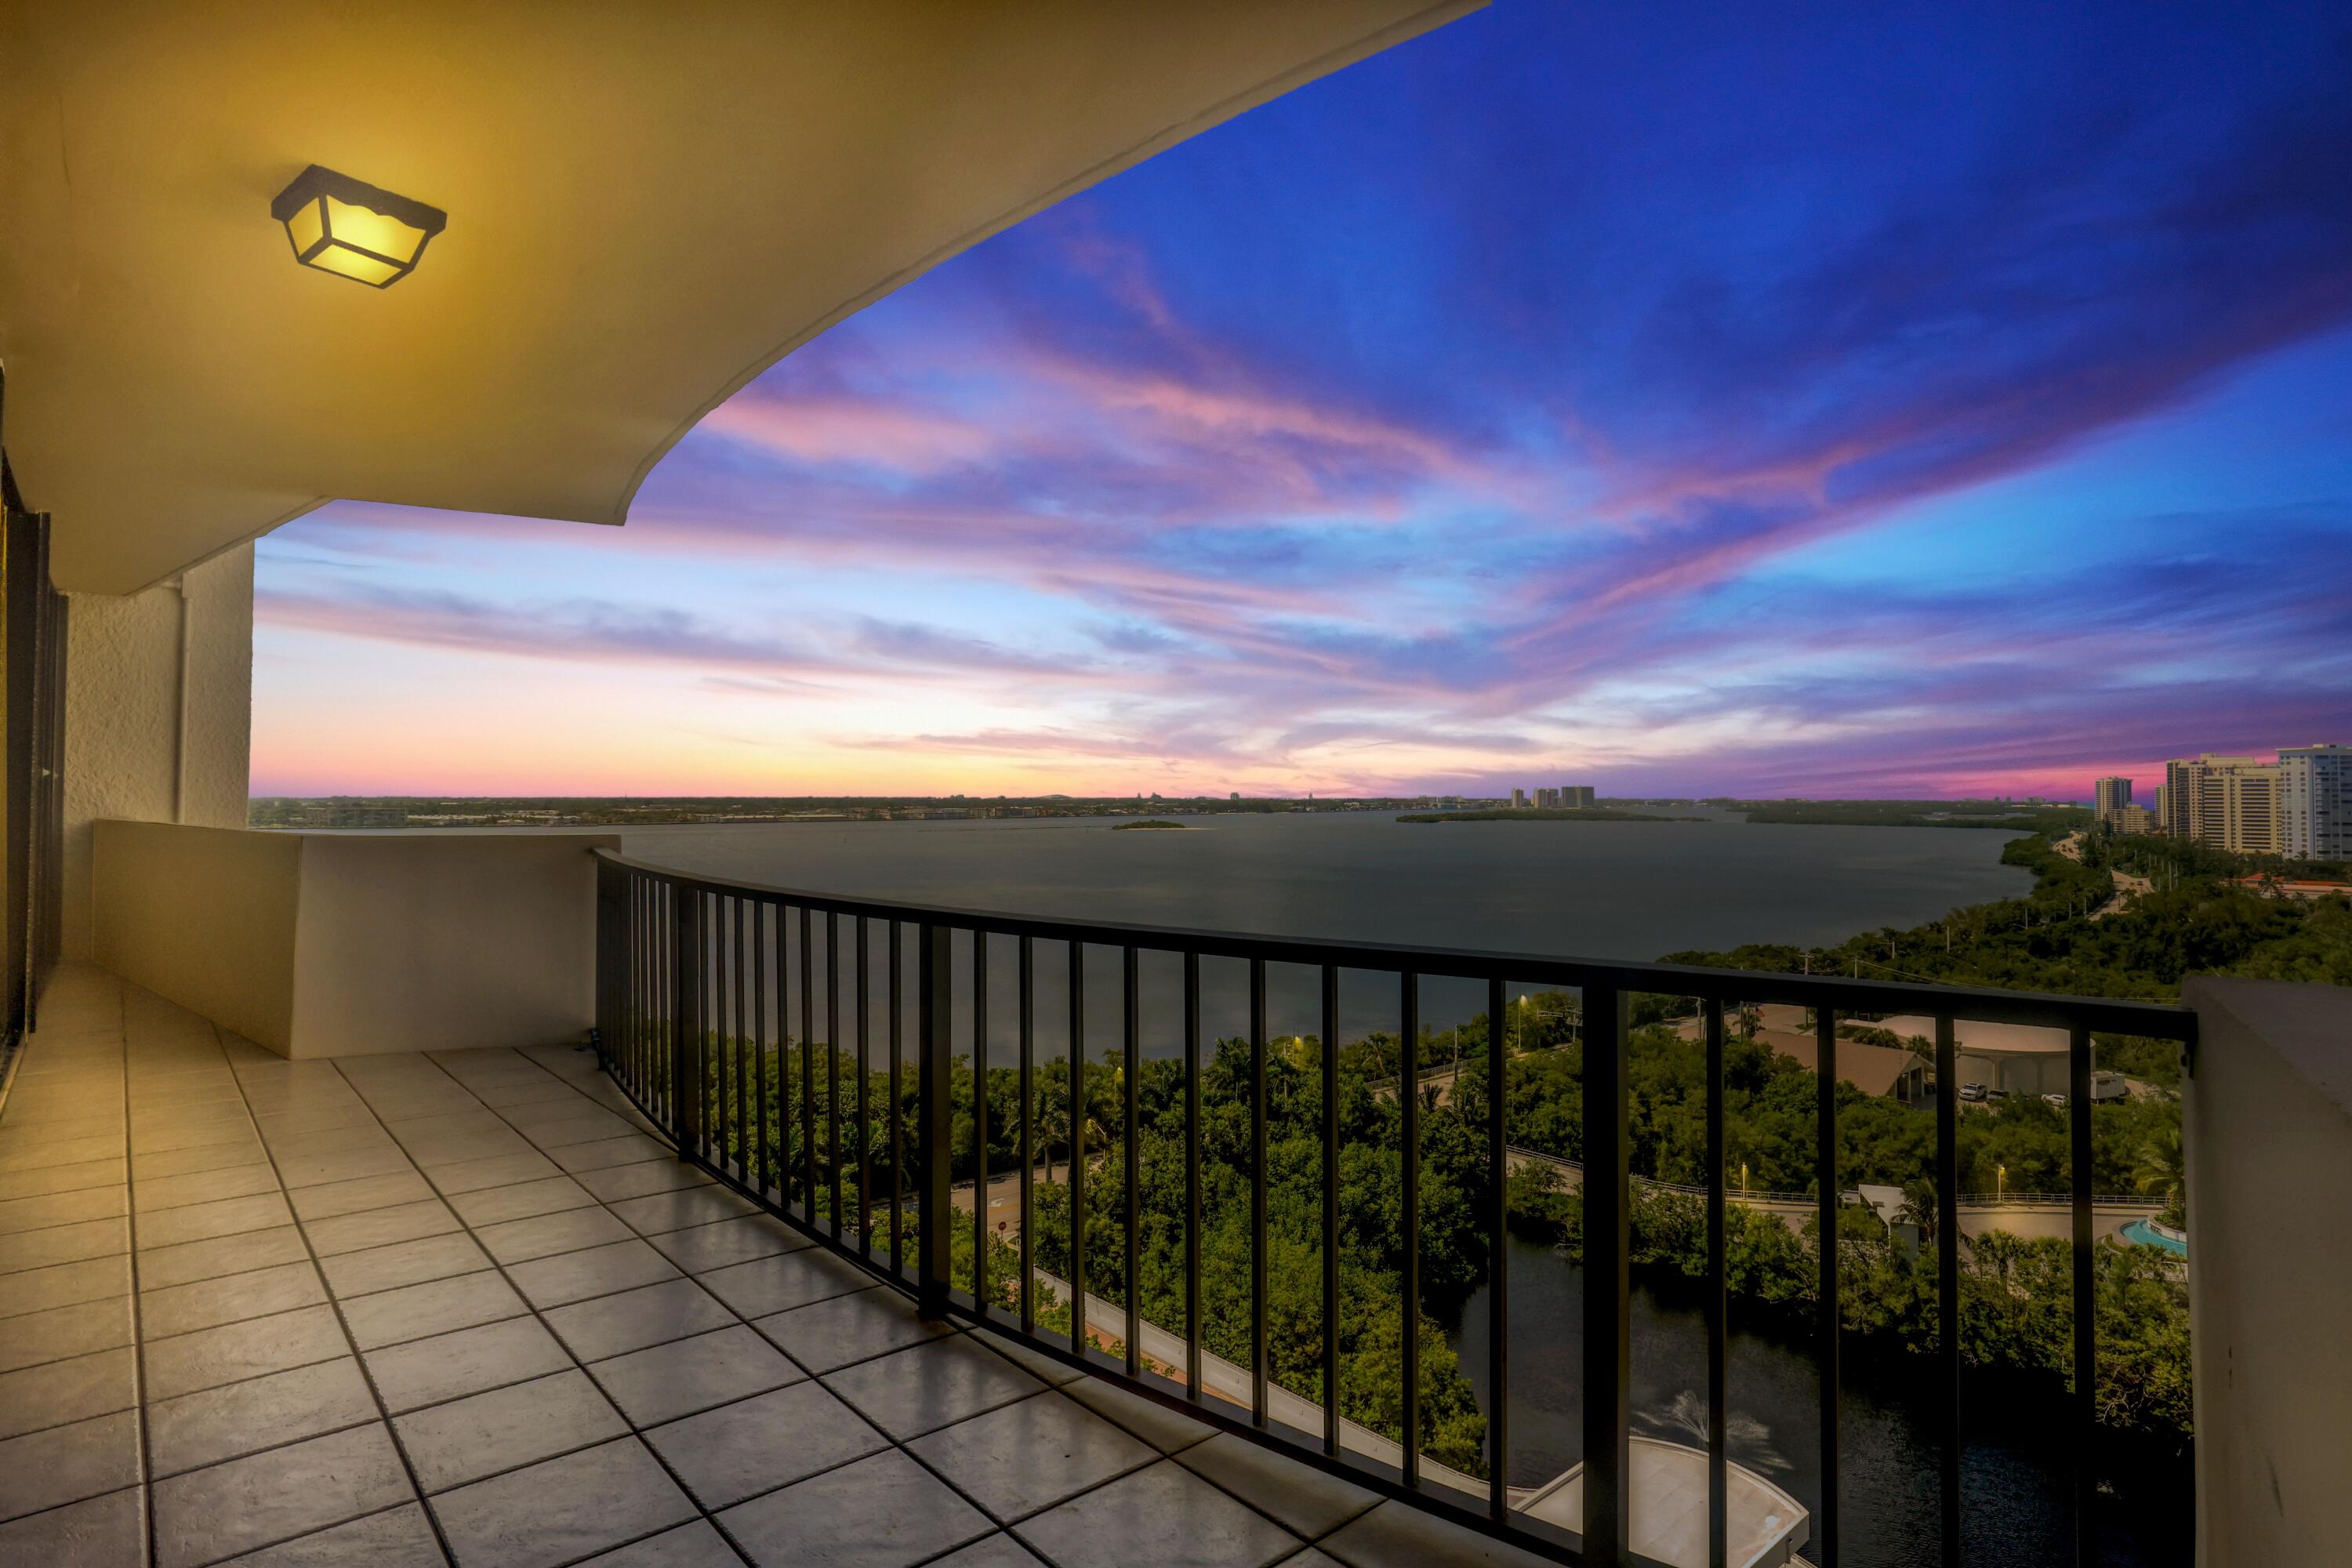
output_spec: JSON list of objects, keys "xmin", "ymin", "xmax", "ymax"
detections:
[{"xmin": 0, "ymin": 965, "xmax": 1552, "ymax": 1568}]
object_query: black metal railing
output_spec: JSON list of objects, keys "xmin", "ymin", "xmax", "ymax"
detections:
[{"xmin": 590, "ymin": 848, "xmax": 2195, "ymax": 1568}]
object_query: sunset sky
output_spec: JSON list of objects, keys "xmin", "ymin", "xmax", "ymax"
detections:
[{"xmin": 252, "ymin": 1, "xmax": 2352, "ymax": 801}]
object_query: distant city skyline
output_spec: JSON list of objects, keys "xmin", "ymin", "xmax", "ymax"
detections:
[{"xmin": 250, "ymin": 2, "xmax": 2352, "ymax": 800}]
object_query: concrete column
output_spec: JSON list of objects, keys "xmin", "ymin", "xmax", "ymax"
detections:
[{"xmin": 63, "ymin": 543, "xmax": 253, "ymax": 959}]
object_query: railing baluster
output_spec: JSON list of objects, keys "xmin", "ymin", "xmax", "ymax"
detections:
[
  {"xmin": 917, "ymin": 922, "xmax": 951, "ymax": 1317},
  {"xmin": 1186, "ymin": 951, "xmax": 1203, "ymax": 1402},
  {"xmin": 755, "ymin": 902, "xmax": 771, "ymax": 1199},
  {"xmin": 1123, "ymin": 944, "xmax": 1142, "ymax": 1380},
  {"xmin": 857, "ymin": 915, "xmax": 871, "ymax": 1255},
  {"xmin": 1069, "ymin": 940, "xmax": 1087, "ymax": 1361},
  {"xmin": 889, "ymin": 921, "xmax": 904, "ymax": 1276},
  {"xmin": 800, "ymin": 905, "xmax": 816, "ymax": 1226},
  {"xmin": 1706, "ymin": 997, "xmax": 1727, "ymax": 1566},
  {"xmin": 829, "ymin": 910, "xmax": 844, "ymax": 1242},
  {"xmin": 1399, "ymin": 969, "xmax": 1419, "ymax": 1480},
  {"xmin": 1251, "ymin": 956, "xmax": 1270, "ymax": 1428},
  {"xmin": 1583, "ymin": 982, "xmax": 1629, "ymax": 1568},
  {"xmin": 1817, "ymin": 1006, "xmax": 1840, "ymax": 1568},
  {"xmin": 2071, "ymin": 1020, "xmax": 2095, "ymax": 1566},
  {"xmin": 1020, "ymin": 935, "xmax": 1036, "ymax": 1334},
  {"xmin": 1937, "ymin": 1014, "xmax": 1960, "ymax": 1568},
  {"xmin": 1320, "ymin": 963, "xmax": 1338, "ymax": 1455},
  {"xmin": 671, "ymin": 883, "xmax": 698, "ymax": 1160},
  {"xmin": 735, "ymin": 897, "xmax": 749, "ymax": 1182},
  {"xmin": 1489, "ymin": 975, "xmax": 1511, "ymax": 1522},
  {"xmin": 975, "ymin": 930, "xmax": 990, "ymax": 1311}
]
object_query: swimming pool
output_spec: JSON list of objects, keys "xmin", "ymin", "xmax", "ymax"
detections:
[{"xmin": 2121, "ymin": 1218, "xmax": 2187, "ymax": 1256}]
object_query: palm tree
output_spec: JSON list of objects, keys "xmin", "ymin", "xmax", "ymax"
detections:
[
  {"xmin": 2133, "ymin": 1124, "xmax": 2187, "ymax": 1228},
  {"xmin": 1732, "ymin": 1002, "xmax": 1762, "ymax": 1040}
]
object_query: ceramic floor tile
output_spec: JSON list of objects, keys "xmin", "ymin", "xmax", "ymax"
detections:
[
  {"xmin": 365, "ymin": 1316, "xmax": 576, "ymax": 1414},
  {"xmin": 604, "ymin": 1185, "xmax": 756, "ymax": 1236},
  {"xmin": 1058, "ymin": 1373, "xmax": 1219, "ymax": 1455},
  {"xmin": 575, "ymin": 1160, "xmax": 713, "ymax": 1204},
  {"xmin": 506, "ymin": 1238, "xmax": 680, "ymax": 1308},
  {"xmin": 543, "ymin": 1277, "xmax": 737, "ymax": 1363},
  {"xmin": 318, "ymin": 1231, "xmax": 491, "ymax": 1298},
  {"xmin": 427, "ymin": 1152, "xmax": 563, "ymax": 1195},
  {"xmin": 0, "ymin": 1215, "xmax": 128, "ymax": 1274},
  {"xmin": 717, "ymin": 1450, "xmax": 992, "ymax": 1568},
  {"xmin": 0, "ymin": 1410, "xmax": 143, "ymax": 1523},
  {"xmin": 394, "ymin": 1368, "xmax": 629, "ymax": 1494},
  {"xmin": 302, "ymin": 1198, "xmax": 463, "ymax": 1257},
  {"xmin": 152, "ymin": 1421, "xmax": 414, "ymax": 1568},
  {"xmin": 141, "ymin": 1305, "xmax": 353, "ymax": 1401},
  {"xmin": 219, "ymin": 1501, "xmax": 445, "ymax": 1566},
  {"xmin": 645, "ymin": 1213, "xmax": 811, "ymax": 1275},
  {"xmin": 0, "ymin": 1184, "xmax": 126, "ymax": 1235},
  {"xmin": 0, "ymin": 1156, "xmax": 125, "ymax": 1202},
  {"xmin": 644, "ymin": 1380, "xmax": 890, "ymax": 1510},
  {"xmin": 1174, "ymin": 1433, "xmax": 1381, "ymax": 1539},
  {"xmin": 696, "ymin": 1247, "xmax": 871, "ymax": 1317},
  {"xmin": 822, "ymin": 1335, "xmax": 1046, "ymax": 1441},
  {"xmin": 140, "ymin": 1258, "xmax": 327, "ymax": 1338},
  {"xmin": 278, "ymin": 1145, "xmax": 418, "ymax": 1190},
  {"xmin": 445, "ymin": 1174, "xmax": 597, "ymax": 1227},
  {"xmin": 136, "ymin": 1192, "xmax": 293, "ymax": 1249},
  {"xmin": 553, "ymin": 1135, "xmax": 674, "ymax": 1174},
  {"xmin": 338, "ymin": 1270, "xmax": 528, "ymax": 1351},
  {"xmin": 575, "ymin": 1519, "xmax": 745, "ymax": 1567},
  {"xmin": 0, "ymin": 1253, "xmax": 132, "ymax": 1319},
  {"xmin": 136, "ymin": 1225, "xmax": 311, "ymax": 1290},
  {"xmin": 1011, "ymin": 1459, "xmax": 1303, "ymax": 1568},
  {"xmin": 933, "ymin": 1534, "xmax": 1051, "ymax": 1568},
  {"xmin": 132, "ymin": 1140, "xmax": 270, "ymax": 1181},
  {"xmin": 147, "ymin": 1357, "xmax": 378, "ymax": 1478},
  {"xmin": 0, "ymin": 1486, "xmax": 147, "ymax": 1567},
  {"xmin": 0, "ymin": 1347, "xmax": 137, "ymax": 1439},
  {"xmin": 474, "ymin": 1203, "xmax": 635, "ymax": 1264},
  {"xmin": 0, "ymin": 1294, "xmax": 136, "ymax": 1374},
  {"xmin": 753, "ymin": 1285, "xmax": 950, "ymax": 1373},
  {"xmin": 586, "ymin": 1323, "xmax": 804, "ymax": 1427},
  {"xmin": 428, "ymin": 1437, "xmax": 695, "ymax": 1568},
  {"xmin": 286, "ymin": 1171, "xmax": 440, "ymax": 1221},
  {"xmin": 908, "ymin": 1392, "xmax": 1158, "ymax": 1523}
]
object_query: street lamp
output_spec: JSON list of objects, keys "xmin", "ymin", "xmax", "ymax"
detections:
[
  {"xmin": 1997, "ymin": 1163, "xmax": 2005, "ymax": 1200},
  {"xmin": 1740, "ymin": 1162, "xmax": 1749, "ymax": 1197},
  {"xmin": 272, "ymin": 165, "xmax": 446, "ymax": 288}
]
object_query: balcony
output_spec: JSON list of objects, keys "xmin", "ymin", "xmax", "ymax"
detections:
[{"xmin": 5, "ymin": 962, "xmax": 1508, "ymax": 1568}]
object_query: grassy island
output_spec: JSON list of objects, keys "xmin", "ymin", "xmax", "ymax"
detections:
[
  {"xmin": 1112, "ymin": 818, "xmax": 1191, "ymax": 831},
  {"xmin": 1396, "ymin": 808, "xmax": 1702, "ymax": 824}
]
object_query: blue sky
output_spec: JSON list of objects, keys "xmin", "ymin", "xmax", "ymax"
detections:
[{"xmin": 253, "ymin": 1, "xmax": 2352, "ymax": 799}]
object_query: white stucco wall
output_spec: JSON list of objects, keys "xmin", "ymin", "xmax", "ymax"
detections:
[
  {"xmin": 2182, "ymin": 975, "xmax": 2352, "ymax": 1567},
  {"xmin": 93, "ymin": 822, "xmax": 618, "ymax": 1058},
  {"xmin": 64, "ymin": 543, "xmax": 254, "ymax": 958}
]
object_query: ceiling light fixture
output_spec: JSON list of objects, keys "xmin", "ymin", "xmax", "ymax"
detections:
[{"xmin": 270, "ymin": 165, "xmax": 446, "ymax": 289}]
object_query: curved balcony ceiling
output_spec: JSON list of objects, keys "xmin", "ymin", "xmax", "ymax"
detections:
[{"xmin": 0, "ymin": 0, "xmax": 1479, "ymax": 593}]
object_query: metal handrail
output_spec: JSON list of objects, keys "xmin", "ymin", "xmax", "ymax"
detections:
[{"xmin": 588, "ymin": 848, "xmax": 2194, "ymax": 1568}]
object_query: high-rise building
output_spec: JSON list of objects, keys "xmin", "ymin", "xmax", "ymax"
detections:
[
  {"xmin": 2280, "ymin": 745, "xmax": 2352, "ymax": 859},
  {"xmin": 2165, "ymin": 754, "xmax": 2261, "ymax": 843},
  {"xmin": 2094, "ymin": 777, "xmax": 2132, "ymax": 816},
  {"xmin": 1563, "ymin": 785, "xmax": 1596, "ymax": 809},
  {"xmin": 2220, "ymin": 765, "xmax": 2281, "ymax": 855},
  {"xmin": 2109, "ymin": 804, "xmax": 2156, "ymax": 835},
  {"xmin": 2149, "ymin": 785, "xmax": 2167, "ymax": 828},
  {"xmin": 1511, "ymin": 788, "xmax": 1527, "ymax": 809},
  {"xmin": 1534, "ymin": 787, "xmax": 1560, "ymax": 808}
]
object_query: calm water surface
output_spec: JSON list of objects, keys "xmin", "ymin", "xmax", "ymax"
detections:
[{"xmin": 612, "ymin": 808, "xmax": 2031, "ymax": 960}]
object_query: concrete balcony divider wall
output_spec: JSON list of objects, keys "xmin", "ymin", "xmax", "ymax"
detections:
[
  {"xmin": 2181, "ymin": 975, "xmax": 2352, "ymax": 1568},
  {"xmin": 92, "ymin": 820, "xmax": 618, "ymax": 1058}
]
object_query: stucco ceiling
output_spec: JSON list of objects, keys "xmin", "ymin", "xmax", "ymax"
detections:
[{"xmin": 0, "ymin": 0, "xmax": 1479, "ymax": 594}]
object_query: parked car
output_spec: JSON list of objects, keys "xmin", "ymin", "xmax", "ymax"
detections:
[
  {"xmin": 1958, "ymin": 1082, "xmax": 1987, "ymax": 1102},
  {"xmin": 1985, "ymin": 1087, "xmax": 2013, "ymax": 1101},
  {"xmin": 2042, "ymin": 1092, "xmax": 2068, "ymax": 1107}
]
